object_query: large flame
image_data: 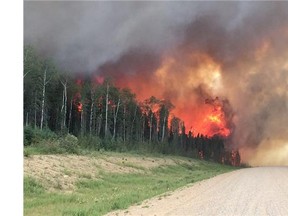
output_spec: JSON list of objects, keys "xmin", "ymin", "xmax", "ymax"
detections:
[{"xmin": 113, "ymin": 52, "xmax": 231, "ymax": 138}]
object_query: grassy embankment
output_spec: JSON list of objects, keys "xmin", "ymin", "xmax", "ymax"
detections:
[{"xmin": 24, "ymin": 149, "xmax": 237, "ymax": 216}]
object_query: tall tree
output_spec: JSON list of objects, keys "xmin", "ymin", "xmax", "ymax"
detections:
[
  {"xmin": 60, "ymin": 76, "xmax": 68, "ymax": 131},
  {"xmin": 40, "ymin": 61, "xmax": 54, "ymax": 130},
  {"xmin": 143, "ymin": 96, "xmax": 160, "ymax": 142},
  {"xmin": 104, "ymin": 81, "xmax": 109, "ymax": 138},
  {"xmin": 120, "ymin": 88, "xmax": 136, "ymax": 142},
  {"xmin": 23, "ymin": 45, "xmax": 42, "ymax": 127},
  {"xmin": 159, "ymin": 100, "xmax": 174, "ymax": 142}
]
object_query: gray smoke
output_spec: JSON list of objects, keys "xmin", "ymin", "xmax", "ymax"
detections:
[
  {"xmin": 24, "ymin": 1, "xmax": 288, "ymax": 165},
  {"xmin": 25, "ymin": 1, "xmax": 198, "ymax": 72}
]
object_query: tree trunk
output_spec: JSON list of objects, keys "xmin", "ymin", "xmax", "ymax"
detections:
[
  {"xmin": 60, "ymin": 81, "xmax": 67, "ymax": 130},
  {"xmin": 89, "ymin": 92, "xmax": 94, "ymax": 135},
  {"xmin": 34, "ymin": 92, "xmax": 37, "ymax": 128},
  {"xmin": 97, "ymin": 114, "xmax": 102, "ymax": 136},
  {"xmin": 142, "ymin": 117, "xmax": 145, "ymax": 142},
  {"xmin": 130, "ymin": 106, "xmax": 137, "ymax": 142},
  {"xmin": 80, "ymin": 110, "xmax": 84, "ymax": 135},
  {"xmin": 26, "ymin": 112, "xmax": 29, "ymax": 126},
  {"xmin": 40, "ymin": 66, "xmax": 48, "ymax": 130},
  {"xmin": 105, "ymin": 83, "xmax": 109, "ymax": 137},
  {"xmin": 161, "ymin": 113, "xmax": 166, "ymax": 142},
  {"xmin": 68, "ymin": 99, "xmax": 73, "ymax": 133},
  {"xmin": 123, "ymin": 105, "xmax": 126, "ymax": 142},
  {"xmin": 149, "ymin": 113, "xmax": 153, "ymax": 142},
  {"xmin": 112, "ymin": 98, "xmax": 120, "ymax": 140}
]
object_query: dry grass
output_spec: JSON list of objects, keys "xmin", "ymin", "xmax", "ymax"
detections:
[{"xmin": 24, "ymin": 153, "xmax": 195, "ymax": 192}]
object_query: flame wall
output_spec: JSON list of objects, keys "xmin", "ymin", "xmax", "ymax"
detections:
[{"xmin": 24, "ymin": 2, "xmax": 288, "ymax": 165}]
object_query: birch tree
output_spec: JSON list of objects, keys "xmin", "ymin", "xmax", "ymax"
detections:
[
  {"xmin": 40, "ymin": 66, "xmax": 48, "ymax": 130},
  {"xmin": 39, "ymin": 60, "xmax": 54, "ymax": 130},
  {"xmin": 159, "ymin": 100, "xmax": 174, "ymax": 142},
  {"xmin": 60, "ymin": 79, "xmax": 67, "ymax": 130},
  {"xmin": 144, "ymin": 96, "xmax": 160, "ymax": 142},
  {"xmin": 112, "ymin": 98, "xmax": 120, "ymax": 140},
  {"xmin": 104, "ymin": 81, "xmax": 110, "ymax": 138},
  {"xmin": 89, "ymin": 88, "xmax": 95, "ymax": 135},
  {"xmin": 24, "ymin": 45, "xmax": 42, "ymax": 127}
]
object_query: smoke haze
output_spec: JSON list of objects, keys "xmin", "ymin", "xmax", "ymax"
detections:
[{"xmin": 24, "ymin": 1, "xmax": 288, "ymax": 165}]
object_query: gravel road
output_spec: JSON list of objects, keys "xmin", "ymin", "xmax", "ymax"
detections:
[{"xmin": 106, "ymin": 167, "xmax": 288, "ymax": 216}]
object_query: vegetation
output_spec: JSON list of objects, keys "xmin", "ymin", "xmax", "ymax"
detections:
[
  {"xmin": 24, "ymin": 45, "xmax": 240, "ymax": 165},
  {"xmin": 24, "ymin": 153, "xmax": 236, "ymax": 216},
  {"xmin": 24, "ymin": 45, "xmax": 240, "ymax": 215}
]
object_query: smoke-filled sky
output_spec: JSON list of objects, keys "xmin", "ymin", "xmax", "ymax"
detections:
[{"xmin": 24, "ymin": 1, "xmax": 288, "ymax": 166}]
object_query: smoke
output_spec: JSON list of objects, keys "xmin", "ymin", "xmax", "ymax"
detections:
[
  {"xmin": 24, "ymin": 1, "xmax": 201, "ymax": 72},
  {"xmin": 24, "ymin": 1, "xmax": 288, "ymax": 165}
]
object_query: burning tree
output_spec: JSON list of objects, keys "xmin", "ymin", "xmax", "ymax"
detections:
[{"xmin": 24, "ymin": 45, "xmax": 241, "ymax": 166}]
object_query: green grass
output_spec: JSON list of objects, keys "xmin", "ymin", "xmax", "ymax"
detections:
[
  {"xmin": 24, "ymin": 156, "xmax": 236, "ymax": 216},
  {"xmin": 24, "ymin": 176, "xmax": 45, "ymax": 196}
]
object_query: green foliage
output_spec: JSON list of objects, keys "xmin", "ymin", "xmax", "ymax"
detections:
[
  {"xmin": 24, "ymin": 132, "xmax": 80, "ymax": 154},
  {"xmin": 78, "ymin": 136, "xmax": 101, "ymax": 150},
  {"xmin": 24, "ymin": 126, "xmax": 34, "ymax": 146},
  {"xmin": 24, "ymin": 148, "xmax": 30, "ymax": 157},
  {"xmin": 35, "ymin": 140, "xmax": 65, "ymax": 154},
  {"xmin": 24, "ymin": 126, "xmax": 57, "ymax": 146},
  {"xmin": 59, "ymin": 134, "xmax": 79, "ymax": 154}
]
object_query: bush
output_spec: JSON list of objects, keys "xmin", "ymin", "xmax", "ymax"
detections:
[
  {"xmin": 24, "ymin": 126, "xmax": 57, "ymax": 146},
  {"xmin": 78, "ymin": 135, "xmax": 101, "ymax": 150},
  {"xmin": 34, "ymin": 134, "xmax": 79, "ymax": 154},
  {"xmin": 59, "ymin": 134, "xmax": 79, "ymax": 154},
  {"xmin": 38, "ymin": 139, "xmax": 64, "ymax": 154},
  {"xmin": 32, "ymin": 127, "xmax": 57, "ymax": 143},
  {"xmin": 24, "ymin": 126, "xmax": 34, "ymax": 146}
]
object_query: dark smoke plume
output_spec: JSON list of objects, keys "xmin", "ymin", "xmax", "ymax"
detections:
[{"xmin": 24, "ymin": 1, "xmax": 288, "ymax": 165}]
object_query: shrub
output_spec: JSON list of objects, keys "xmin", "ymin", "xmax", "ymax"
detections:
[
  {"xmin": 24, "ymin": 126, "xmax": 57, "ymax": 146},
  {"xmin": 78, "ymin": 135, "xmax": 101, "ymax": 150},
  {"xmin": 24, "ymin": 126, "xmax": 34, "ymax": 146},
  {"xmin": 32, "ymin": 127, "xmax": 57, "ymax": 144},
  {"xmin": 59, "ymin": 134, "xmax": 79, "ymax": 154}
]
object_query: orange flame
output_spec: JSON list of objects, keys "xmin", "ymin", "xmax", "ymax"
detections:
[
  {"xmin": 101, "ymin": 52, "xmax": 232, "ymax": 138},
  {"xmin": 73, "ymin": 92, "xmax": 83, "ymax": 113},
  {"xmin": 77, "ymin": 102, "xmax": 83, "ymax": 112},
  {"xmin": 186, "ymin": 101, "xmax": 231, "ymax": 138}
]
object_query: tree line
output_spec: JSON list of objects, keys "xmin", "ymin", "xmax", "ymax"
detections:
[{"xmin": 23, "ymin": 45, "xmax": 240, "ymax": 166}]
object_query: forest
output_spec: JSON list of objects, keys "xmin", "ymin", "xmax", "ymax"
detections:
[{"xmin": 23, "ymin": 45, "xmax": 240, "ymax": 166}]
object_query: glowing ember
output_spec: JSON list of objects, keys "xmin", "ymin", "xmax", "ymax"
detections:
[
  {"xmin": 77, "ymin": 102, "xmax": 83, "ymax": 112},
  {"xmin": 73, "ymin": 92, "xmax": 83, "ymax": 113}
]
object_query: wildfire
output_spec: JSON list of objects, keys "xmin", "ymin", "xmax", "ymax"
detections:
[
  {"xmin": 207, "ymin": 114, "xmax": 221, "ymax": 123},
  {"xmin": 189, "ymin": 99, "xmax": 231, "ymax": 138},
  {"xmin": 102, "ymin": 52, "xmax": 233, "ymax": 138},
  {"xmin": 77, "ymin": 102, "xmax": 83, "ymax": 112},
  {"xmin": 73, "ymin": 91, "xmax": 83, "ymax": 113}
]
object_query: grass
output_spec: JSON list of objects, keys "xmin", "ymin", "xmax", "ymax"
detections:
[
  {"xmin": 24, "ymin": 176, "xmax": 45, "ymax": 196},
  {"xmin": 24, "ymin": 154, "xmax": 236, "ymax": 216}
]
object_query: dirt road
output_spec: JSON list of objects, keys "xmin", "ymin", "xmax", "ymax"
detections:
[{"xmin": 106, "ymin": 167, "xmax": 288, "ymax": 216}]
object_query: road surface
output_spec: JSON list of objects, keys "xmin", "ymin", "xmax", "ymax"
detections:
[{"xmin": 106, "ymin": 167, "xmax": 288, "ymax": 216}]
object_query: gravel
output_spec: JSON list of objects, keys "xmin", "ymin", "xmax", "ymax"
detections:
[{"xmin": 106, "ymin": 167, "xmax": 288, "ymax": 216}]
